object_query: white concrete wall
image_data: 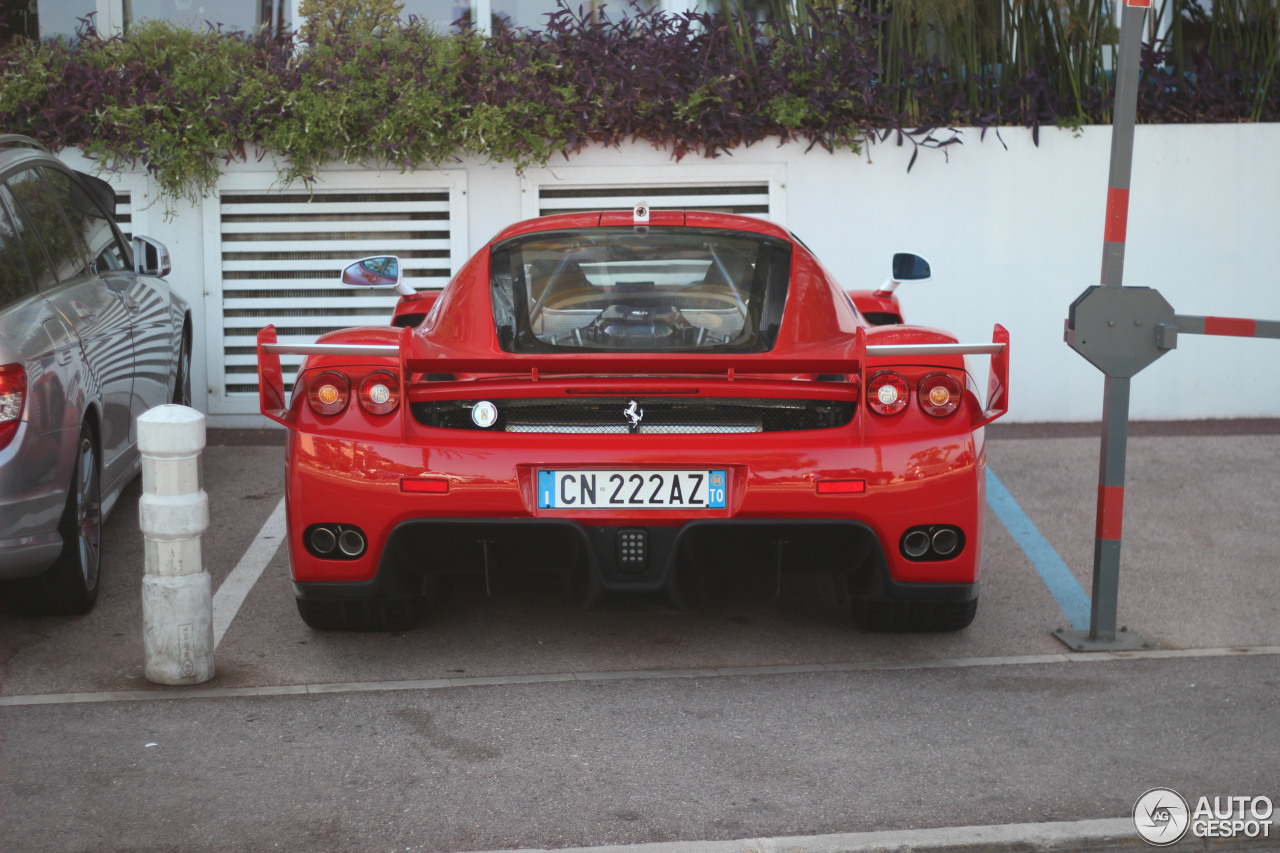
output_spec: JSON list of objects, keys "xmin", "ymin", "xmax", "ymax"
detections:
[
  {"xmin": 791, "ymin": 123, "xmax": 1280, "ymax": 426},
  {"xmin": 63, "ymin": 123, "xmax": 1280, "ymax": 425}
]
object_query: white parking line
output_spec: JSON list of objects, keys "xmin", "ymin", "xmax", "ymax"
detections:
[
  {"xmin": 452, "ymin": 817, "xmax": 1141, "ymax": 853},
  {"xmin": 211, "ymin": 497, "xmax": 287, "ymax": 648},
  {"xmin": 2, "ymin": 645, "xmax": 1276, "ymax": 707}
]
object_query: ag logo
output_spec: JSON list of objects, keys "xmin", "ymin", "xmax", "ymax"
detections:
[{"xmin": 1134, "ymin": 788, "xmax": 1191, "ymax": 846}]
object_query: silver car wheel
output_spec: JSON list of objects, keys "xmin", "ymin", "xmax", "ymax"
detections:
[
  {"xmin": 7, "ymin": 427, "xmax": 104, "ymax": 614},
  {"xmin": 72, "ymin": 434, "xmax": 102, "ymax": 592}
]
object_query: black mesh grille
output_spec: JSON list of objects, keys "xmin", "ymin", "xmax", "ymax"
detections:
[
  {"xmin": 585, "ymin": 525, "xmax": 681, "ymax": 580},
  {"xmin": 411, "ymin": 397, "xmax": 855, "ymax": 434}
]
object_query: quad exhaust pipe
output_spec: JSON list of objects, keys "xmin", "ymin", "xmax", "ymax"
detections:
[
  {"xmin": 902, "ymin": 529, "xmax": 932, "ymax": 559},
  {"xmin": 899, "ymin": 525, "xmax": 964, "ymax": 561},
  {"xmin": 306, "ymin": 524, "xmax": 367, "ymax": 560},
  {"xmin": 931, "ymin": 527, "xmax": 959, "ymax": 557}
]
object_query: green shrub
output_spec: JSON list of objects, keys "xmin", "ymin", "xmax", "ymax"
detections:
[{"xmin": 0, "ymin": 1, "xmax": 1273, "ymax": 206}]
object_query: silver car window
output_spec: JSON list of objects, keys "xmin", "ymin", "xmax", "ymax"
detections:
[
  {"xmin": 4, "ymin": 168, "xmax": 93, "ymax": 289},
  {"xmin": 0, "ymin": 192, "xmax": 35, "ymax": 311},
  {"xmin": 40, "ymin": 167, "xmax": 129, "ymax": 273},
  {"xmin": 0, "ymin": 180, "xmax": 58, "ymax": 292}
]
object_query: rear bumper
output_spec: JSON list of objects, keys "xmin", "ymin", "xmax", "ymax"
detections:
[
  {"xmin": 284, "ymin": 423, "xmax": 989, "ymax": 605},
  {"xmin": 292, "ymin": 517, "xmax": 979, "ymax": 606},
  {"xmin": 0, "ymin": 535, "xmax": 62, "ymax": 579},
  {"xmin": 1, "ymin": 424, "xmax": 70, "ymax": 579}
]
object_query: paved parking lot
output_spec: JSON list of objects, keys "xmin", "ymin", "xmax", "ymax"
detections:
[{"xmin": 1, "ymin": 422, "xmax": 1277, "ymax": 852}]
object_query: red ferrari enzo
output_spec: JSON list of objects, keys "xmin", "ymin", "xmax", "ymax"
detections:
[{"xmin": 257, "ymin": 207, "xmax": 1008, "ymax": 632}]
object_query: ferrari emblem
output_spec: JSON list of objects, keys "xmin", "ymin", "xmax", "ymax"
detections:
[{"xmin": 623, "ymin": 400, "xmax": 644, "ymax": 433}]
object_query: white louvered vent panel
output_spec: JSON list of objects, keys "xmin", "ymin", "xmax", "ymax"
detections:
[
  {"xmin": 538, "ymin": 183, "xmax": 771, "ymax": 218},
  {"xmin": 220, "ymin": 190, "xmax": 453, "ymax": 397},
  {"xmin": 113, "ymin": 191, "xmax": 133, "ymax": 241}
]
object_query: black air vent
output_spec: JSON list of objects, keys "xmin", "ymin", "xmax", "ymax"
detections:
[{"xmin": 412, "ymin": 397, "xmax": 855, "ymax": 434}]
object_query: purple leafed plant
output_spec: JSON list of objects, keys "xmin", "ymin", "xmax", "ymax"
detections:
[{"xmin": 0, "ymin": 1, "xmax": 1272, "ymax": 203}]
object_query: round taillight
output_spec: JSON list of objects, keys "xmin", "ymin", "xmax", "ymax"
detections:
[
  {"xmin": 918, "ymin": 373, "xmax": 962, "ymax": 417},
  {"xmin": 307, "ymin": 371, "xmax": 350, "ymax": 416},
  {"xmin": 358, "ymin": 371, "xmax": 400, "ymax": 415},
  {"xmin": 867, "ymin": 371, "xmax": 909, "ymax": 416}
]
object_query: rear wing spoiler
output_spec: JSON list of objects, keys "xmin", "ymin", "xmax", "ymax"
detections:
[
  {"xmin": 258, "ymin": 324, "xmax": 1009, "ymax": 427},
  {"xmin": 977, "ymin": 323, "xmax": 1010, "ymax": 427}
]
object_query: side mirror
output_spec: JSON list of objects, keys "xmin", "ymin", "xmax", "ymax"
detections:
[
  {"xmin": 133, "ymin": 236, "xmax": 171, "ymax": 277},
  {"xmin": 891, "ymin": 252, "xmax": 931, "ymax": 282},
  {"xmin": 341, "ymin": 255, "xmax": 415, "ymax": 297},
  {"xmin": 875, "ymin": 252, "xmax": 931, "ymax": 296}
]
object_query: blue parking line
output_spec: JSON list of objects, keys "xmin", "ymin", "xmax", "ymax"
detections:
[{"xmin": 985, "ymin": 468, "xmax": 1092, "ymax": 630}]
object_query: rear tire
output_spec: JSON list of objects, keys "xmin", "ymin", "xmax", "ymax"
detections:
[
  {"xmin": 851, "ymin": 597, "xmax": 977, "ymax": 632},
  {"xmin": 10, "ymin": 428, "xmax": 102, "ymax": 615},
  {"xmin": 172, "ymin": 326, "xmax": 192, "ymax": 407},
  {"xmin": 296, "ymin": 597, "xmax": 424, "ymax": 632}
]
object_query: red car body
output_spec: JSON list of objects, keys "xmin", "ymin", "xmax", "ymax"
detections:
[{"xmin": 258, "ymin": 210, "xmax": 1008, "ymax": 631}]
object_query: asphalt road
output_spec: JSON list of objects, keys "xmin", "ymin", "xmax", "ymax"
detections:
[{"xmin": 1, "ymin": 422, "xmax": 1277, "ymax": 853}]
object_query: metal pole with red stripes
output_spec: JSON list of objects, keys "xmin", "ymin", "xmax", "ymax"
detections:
[
  {"xmin": 1099, "ymin": 0, "xmax": 1149, "ymax": 291},
  {"xmin": 1061, "ymin": 0, "xmax": 1280, "ymax": 650},
  {"xmin": 1061, "ymin": 0, "xmax": 1160, "ymax": 651}
]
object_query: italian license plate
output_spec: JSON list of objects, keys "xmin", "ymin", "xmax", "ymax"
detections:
[{"xmin": 538, "ymin": 470, "xmax": 727, "ymax": 510}]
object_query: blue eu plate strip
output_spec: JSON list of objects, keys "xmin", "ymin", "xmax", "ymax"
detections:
[{"xmin": 538, "ymin": 471, "xmax": 556, "ymax": 509}]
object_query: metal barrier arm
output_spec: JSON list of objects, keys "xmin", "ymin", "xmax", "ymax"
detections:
[{"xmin": 1168, "ymin": 315, "xmax": 1280, "ymax": 341}]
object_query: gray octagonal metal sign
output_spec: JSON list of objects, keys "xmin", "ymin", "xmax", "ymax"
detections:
[{"xmin": 1065, "ymin": 286, "xmax": 1176, "ymax": 378}]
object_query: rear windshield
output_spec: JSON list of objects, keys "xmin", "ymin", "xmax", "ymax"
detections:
[{"xmin": 490, "ymin": 227, "xmax": 792, "ymax": 353}]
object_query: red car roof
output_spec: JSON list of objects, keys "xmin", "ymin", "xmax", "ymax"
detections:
[{"xmin": 488, "ymin": 210, "xmax": 793, "ymax": 243}]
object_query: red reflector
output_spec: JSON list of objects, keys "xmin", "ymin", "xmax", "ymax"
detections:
[
  {"xmin": 816, "ymin": 479, "xmax": 866, "ymax": 495},
  {"xmin": 401, "ymin": 478, "xmax": 449, "ymax": 493}
]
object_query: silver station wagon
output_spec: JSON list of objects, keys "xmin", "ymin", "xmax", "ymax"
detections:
[{"xmin": 0, "ymin": 136, "xmax": 192, "ymax": 614}]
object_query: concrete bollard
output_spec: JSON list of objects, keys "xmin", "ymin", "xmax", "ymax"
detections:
[{"xmin": 138, "ymin": 404, "xmax": 214, "ymax": 685}]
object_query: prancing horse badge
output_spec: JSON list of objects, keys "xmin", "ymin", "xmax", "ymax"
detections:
[{"xmin": 623, "ymin": 400, "xmax": 644, "ymax": 433}]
